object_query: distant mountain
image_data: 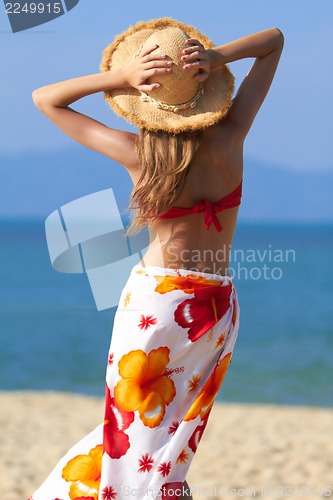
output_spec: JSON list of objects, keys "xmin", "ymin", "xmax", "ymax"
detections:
[
  {"xmin": 241, "ymin": 159, "xmax": 333, "ymax": 222},
  {"xmin": 0, "ymin": 148, "xmax": 133, "ymax": 220},
  {"xmin": 0, "ymin": 148, "xmax": 332, "ymax": 221}
]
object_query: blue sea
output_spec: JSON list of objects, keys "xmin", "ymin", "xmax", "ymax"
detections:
[{"xmin": 0, "ymin": 220, "xmax": 332, "ymax": 407}]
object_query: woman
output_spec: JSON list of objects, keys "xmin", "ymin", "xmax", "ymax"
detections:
[{"xmin": 31, "ymin": 17, "xmax": 283, "ymax": 500}]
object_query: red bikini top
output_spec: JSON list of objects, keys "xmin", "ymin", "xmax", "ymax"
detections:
[{"xmin": 158, "ymin": 181, "xmax": 243, "ymax": 233}]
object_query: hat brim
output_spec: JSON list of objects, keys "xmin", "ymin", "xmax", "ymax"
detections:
[{"xmin": 100, "ymin": 17, "xmax": 235, "ymax": 133}]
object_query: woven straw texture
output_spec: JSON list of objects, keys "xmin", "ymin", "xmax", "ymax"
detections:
[{"xmin": 100, "ymin": 17, "xmax": 235, "ymax": 133}]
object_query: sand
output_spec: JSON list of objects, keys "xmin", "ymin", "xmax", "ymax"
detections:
[{"xmin": 1, "ymin": 391, "xmax": 332, "ymax": 500}]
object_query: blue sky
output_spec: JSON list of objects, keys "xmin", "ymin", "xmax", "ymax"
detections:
[{"xmin": 1, "ymin": 0, "xmax": 333, "ymax": 219}]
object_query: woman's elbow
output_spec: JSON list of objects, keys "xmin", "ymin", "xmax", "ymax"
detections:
[
  {"xmin": 32, "ymin": 88, "xmax": 44, "ymax": 109},
  {"xmin": 32, "ymin": 87, "xmax": 51, "ymax": 110},
  {"xmin": 273, "ymin": 27, "xmax": 284, "ymax": 46}
]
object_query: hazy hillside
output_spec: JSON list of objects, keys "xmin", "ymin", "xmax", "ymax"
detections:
[{"xmin": 1, "ymin": 148, "xmax": 332, "ymax": 221}]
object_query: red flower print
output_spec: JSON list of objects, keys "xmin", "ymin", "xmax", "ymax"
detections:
[
  {"xmin": 101, "ymin": 486, "xmax": 117, "ymax": 499},
  {"xmin": 157, "ymin": 461, "xmax": 171, "ymax": 477},
  {"xmin": 138, "ymin": 314, "xmax": 157, "ymax": 330},
  {"xmin": 103, "ymin": 385, "xmax": 134, "ymax": 459},
  {"xmin": 161, "ymin": 482, "xmax": 183, "ymax": 499},
  {"xmin": 232, "ymin": 297, "xmax": 237, "ymax": 325},
  {"xmin": 138, "ymin": 453, "xmax": 154, "ymax": 473},
  {"xmin": 188, "ymin": 412, "xmax": 210, "ymax": 453},
  {"xmin": 176, "ymin": 449, "xmax": 189, "ymax": 464},
  {"xmin": 174, "ymin": 283, "xmax": 232, "ymax": 342},
  {"xmin": 108, "ymin": 353, "xmax": 114, "ymax": 365},
  {"xmin": 168, "ymin": 421, "xmax": 179, "ymax": 434}
]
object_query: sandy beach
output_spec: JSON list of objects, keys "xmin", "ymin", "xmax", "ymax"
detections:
[{"xmin": 1, "ymin": 391, "xmax": 332, "ymax": 500}]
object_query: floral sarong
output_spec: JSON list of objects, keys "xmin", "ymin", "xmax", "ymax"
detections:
[{"xmin": 29, "ymin": 264, "xmax": 240, "ymax": 500}]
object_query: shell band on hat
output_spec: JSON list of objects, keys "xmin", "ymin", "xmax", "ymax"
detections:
[
  {"xmin": 100, "ymin": 17, "xmax": 235, "ymax": 133},
  {"xmin": 140, "ymin": 84, "xmax": 204, "ymax": 114}
]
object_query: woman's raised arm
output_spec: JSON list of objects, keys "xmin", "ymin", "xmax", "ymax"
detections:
[
  {"xmin": 210, "ymin": 28, "xmax": 284, "ymax": 139},
  {"xmin": 31, "ymin": 45, "xmax": 171, "ymax": 170},
  {"xmin": 182, "ymin": 28, "xmax": 284, "ymax": 140}
]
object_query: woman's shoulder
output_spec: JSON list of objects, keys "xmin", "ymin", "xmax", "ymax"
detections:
[{"xmin": 201, "ymin": 117, "xmax": 245, "ymax": 150}]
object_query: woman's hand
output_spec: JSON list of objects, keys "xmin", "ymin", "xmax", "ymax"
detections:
[
  {"xmin": 123, "ymin": 44, "xmax": 173, "ymax": 93},
  {"xmin": 181, "ymin": 38, "xmax": 211, "ymax": 82}
]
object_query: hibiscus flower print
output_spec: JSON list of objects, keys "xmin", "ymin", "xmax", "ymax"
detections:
[
  {"xmin": 188, "ymin": 413, "xmax": 210, "ymax": 453},
  {"xmin": 184, "ymin": 352, "xmax": 232, "ymax": 421},
  {"xmin": 154, "ymin": 274, "xmax": 222, "ymax": 295},
  {"xmin": 232, "ymin": 297, "xmax": 237, "ymax": 325},
  {"xmin": 138, "ymin": 453, "xmax": 154, "ymax": 473},
  {"xmin": 61, "ymin": 444, "xmax": 103, "ymax": 500},
  {"xmin": 157, "ymin": 461, "xmax": 172, "ymax": 477},
  {"xmin": 114, "ymin": 347, "xmax": 176, "ymax": 428},
  {"xmin": 73, "ymin": 497, "xmax": 95, "ymax": 500},
  {"xmin": 161, "ymin": 483, "xmax": 183, "ymax": 500},
  {"xmin": 174, "ymin": 283, "xmax": 232, "ymax": 342},
  {"xmin": 138, "ymin": 314, "xmax": 157, "ymax": 330},
  {"xmin": 103, "ymin": 385, "xmax": 134, "ymax": 459},
  {"xmin": 101, "ymin": 485, "xmax": 117, "ymax": 499}
]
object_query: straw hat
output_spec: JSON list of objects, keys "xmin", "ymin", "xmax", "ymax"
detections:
[{"xmin": 100, "ymin": 17, "xmax": 235, "ymax": 133}]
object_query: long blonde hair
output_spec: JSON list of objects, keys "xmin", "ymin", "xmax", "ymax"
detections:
[{"xmin": 125, "ymin": 128, "xmax": 202, "ymax": 236}]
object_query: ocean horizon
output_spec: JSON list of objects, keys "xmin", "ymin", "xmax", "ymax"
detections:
[{"xmin": 1, "ymin": 219, "xmax": 332, "ymax": 408}]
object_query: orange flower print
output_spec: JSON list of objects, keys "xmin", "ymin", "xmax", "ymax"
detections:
[
  {"xmin": 186, "ymin": 372, "xmax": 201, "ymax": 394},
  {"xmin": 176, "ymin": 449, "xmax": 189, "ymax": 464},
  {"xmin": 73, "ymin": 497, "xmax": 95, "ymax": 500},
  {"xmin": 157, "ymin": 461, "xmax": 172, "ymax": 477},
  {"xmin": 123, "ymin": 291, "xmax": 132, "ymax": 308},
  {"xmin": 138, "ymin": 314, "xmax": 157, "ymax": 330},
  {"xmin": 62, "ymin": 444, "xmax": 103, "ymax": 500},
  {"xmin": 135, "ymin": 268, "xmax": 148, "ymax": 275},
  {"xmin": 114, "ymin": 347, "xmax": 176, "ymax": 428},
  {"xmin": 184, "ymin": 352, "xmax": 232, "ymax": 422},
  {"xmin": 138, "ymin": 453, "xmax": 154, "ymax": 473},
  {"xmin": 215, "ymin": 332, "xmax": 226, "ymax": 349},
  {"xmin": 154, "ymin": 274, "xmax": 222, "ymax": 295},
  {"xmin": 174, "ymin": 284, "xmax": 232, "ymax": 342}
]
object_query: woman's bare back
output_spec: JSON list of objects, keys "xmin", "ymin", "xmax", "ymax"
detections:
[{"xmin": 134, "ymin": 119, "xmax": 244, "ymax": 275}]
